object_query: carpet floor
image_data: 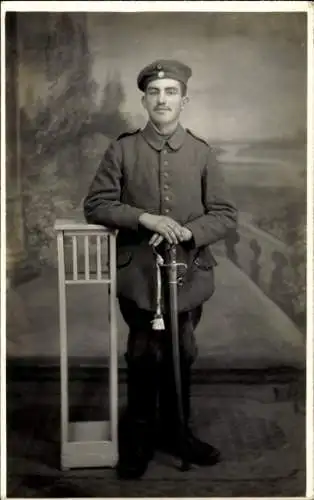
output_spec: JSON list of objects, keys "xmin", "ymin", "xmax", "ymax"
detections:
[{"xmin": 6, "ymin": 373, "xmax": 306, "ymax": 497}]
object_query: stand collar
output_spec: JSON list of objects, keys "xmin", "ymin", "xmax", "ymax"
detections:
[{"xmin": 141, "ymin": 121, "xmax": 186, "ymax": 151}]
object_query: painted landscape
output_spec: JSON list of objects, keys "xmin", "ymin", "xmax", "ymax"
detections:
[{"xmin": 6, "ymin": 12, "xmax": 307, "ymax": 329}]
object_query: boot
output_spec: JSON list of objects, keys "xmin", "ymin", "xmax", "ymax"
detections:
[
  {"xmin": 116, "ymin": 354, "xmax": 159, "ymax": 479},
  {"xmin": 158, "ymin": 355, "xmax": 221, "ymax": 466}
]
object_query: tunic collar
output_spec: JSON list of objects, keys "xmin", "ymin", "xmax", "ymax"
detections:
[{"xmin": 141, "ymin": 121, "xmax": 186, "ymax": 151}]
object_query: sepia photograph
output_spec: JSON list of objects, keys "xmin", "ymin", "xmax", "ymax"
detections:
[{"xmin": 3, "ymin": 1, "xmax": 311, "ymax": 498}]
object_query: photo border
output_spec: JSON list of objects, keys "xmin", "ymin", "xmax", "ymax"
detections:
[{"xmin": 1, "ymin": 2, "xmax": 313, "ymax": 499}]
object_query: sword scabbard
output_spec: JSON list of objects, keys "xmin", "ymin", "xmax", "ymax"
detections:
[{"xmin": 164, "ymin": 243, "xmax": 190, "ymax": 471}]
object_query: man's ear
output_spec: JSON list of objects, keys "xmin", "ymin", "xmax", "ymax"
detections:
[
  {"xmin": 141, "ymin": 95, "xmax": 147, "ymax": 110},
  {"xmin": 181, "ymin": 95, "xmax": 190, "ymax": 109}
]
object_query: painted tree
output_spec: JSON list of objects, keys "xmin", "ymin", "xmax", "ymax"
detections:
[{"xmin": 19, "ymin": 13, "xmax": 131, "ymax": 267}]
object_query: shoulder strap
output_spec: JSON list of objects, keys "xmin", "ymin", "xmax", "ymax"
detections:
[
  {"xmin": 186, "ymin": 128, "xmax": 209, "ymax": 146},
  {"xmin": 117, "ymin": 129, "xmax": 140, "ymax": 140}
]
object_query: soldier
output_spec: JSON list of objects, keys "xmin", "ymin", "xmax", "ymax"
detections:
[{"xmin": 84, "ymin": 59, "xmax": 238, "ymax": 479}]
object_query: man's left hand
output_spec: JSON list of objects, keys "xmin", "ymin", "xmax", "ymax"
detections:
[{"xmin": 149, "ymin": 227, "xmax": 193, "ymax": 247}]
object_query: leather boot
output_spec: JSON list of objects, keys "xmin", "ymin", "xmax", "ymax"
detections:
[
  {"xmin": 158, "ymin": 355, "xmax": 221, "ymax": 466},
  {"xmin": 116, "ymin": 354, "xmax": 159, "ymax": 479}
]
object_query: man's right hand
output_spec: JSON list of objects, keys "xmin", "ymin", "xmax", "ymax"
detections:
[{"xmin": 139, "ymin": 213, "xmax": 188, "ymax": 245}]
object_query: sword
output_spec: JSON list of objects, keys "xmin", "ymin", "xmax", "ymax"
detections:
[{"xmin": 164, "ymin": 244, "xmax": 190, "ymax": 472}]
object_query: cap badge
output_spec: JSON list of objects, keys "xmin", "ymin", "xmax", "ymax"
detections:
[{"xmin": 158, "ymin": 70, "xmax": 165, "ymax": 78}]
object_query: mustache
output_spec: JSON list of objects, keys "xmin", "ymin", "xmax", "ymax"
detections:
[{"xmin": 154, "ymin": 106, "xmax": 171, "ymax": 111}]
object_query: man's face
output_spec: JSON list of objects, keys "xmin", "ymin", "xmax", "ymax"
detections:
[{"xmin": 141, "ymin": 78, "xmax": 188, "ymax": 127}]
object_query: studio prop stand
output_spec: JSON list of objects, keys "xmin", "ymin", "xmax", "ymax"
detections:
[{"xmin": 55, "ymin": 219, "xmax": 118, "ymax": 471}]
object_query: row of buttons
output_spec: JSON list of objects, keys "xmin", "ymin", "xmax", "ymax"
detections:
[{"xmin": 161, "ymin": 149, "xmax": 170, "ymax": 213}]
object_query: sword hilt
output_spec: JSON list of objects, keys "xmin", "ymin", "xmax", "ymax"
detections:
[{"xmin": 164, "ymin": 244, "xmax": 188, "ymax": 278}]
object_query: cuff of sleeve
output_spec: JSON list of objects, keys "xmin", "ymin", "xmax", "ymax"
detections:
[
  {"xmin": 124, "ymin": 207, "xmax": 147, "ymax": 230},
  {"xmin": 185, "ymin": 219, "xmax": 206, "ymax": 248}
]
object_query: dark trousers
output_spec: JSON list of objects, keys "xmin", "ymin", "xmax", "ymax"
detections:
[
  {"xmin": 119, "ymin": 297, "xmax": 202, "ymax": 429},
  {"xmin": 119, "ymin": 297, "xmax": 202, "ymax": 365}
]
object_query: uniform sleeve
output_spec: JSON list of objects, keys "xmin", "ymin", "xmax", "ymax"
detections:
[
  {"xmin": 185, "ymin": 148, "xmax": 238, "ymax": 248},
  {"xmin": 83, "ymin": 140, "xmax": 146, "ymax": 230}
]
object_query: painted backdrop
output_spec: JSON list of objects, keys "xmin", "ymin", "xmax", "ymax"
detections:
[{"xmin": 6, "ymin": 11, "xmax": 307, "ymax": 341}]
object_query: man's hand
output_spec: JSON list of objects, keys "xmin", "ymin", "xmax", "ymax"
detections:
[{"xmin": 139, "ymin": 213, "xmax": 193, "ymax": 246}]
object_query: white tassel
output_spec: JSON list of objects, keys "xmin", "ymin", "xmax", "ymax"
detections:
[
  {"xmin": 151, "ymin": 252, "xmax": 165, "ymax": 331},
  {"xmin": 152, "ymin": 315, "xmax": 165, "ymax": 330}
]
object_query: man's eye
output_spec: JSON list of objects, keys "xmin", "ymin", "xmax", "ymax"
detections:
[{"xmin": 167, "ymin": 89, "xmax": 178, "ymax": 95}]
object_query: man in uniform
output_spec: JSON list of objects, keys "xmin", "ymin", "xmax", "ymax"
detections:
[{"xmin": 84, "ymin": 59, "xmax": 238, "ymax": 479}]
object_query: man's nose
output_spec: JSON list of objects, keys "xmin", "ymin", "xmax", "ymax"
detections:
[{"xmin": 157, "ymin": 91, "xmax": 167, "ymax": 104}]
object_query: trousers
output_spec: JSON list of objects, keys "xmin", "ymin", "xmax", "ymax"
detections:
[
  {"xmin": 116, "ymin": 298, "xmax": 221, "ymax": 478},
  {"xmin": 119, "ymin": 296, "xmax": 202, "ymax": 365}
]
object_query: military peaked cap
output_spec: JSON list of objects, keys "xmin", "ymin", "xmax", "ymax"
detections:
[{"xmin": 137, "ymin": 59, "xmax": 192, "ymax": 91}]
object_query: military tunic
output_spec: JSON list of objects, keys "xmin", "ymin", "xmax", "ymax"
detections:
[{"xmin": 84, "ymin": 121, "xmax": 238, "ymax": 315}]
